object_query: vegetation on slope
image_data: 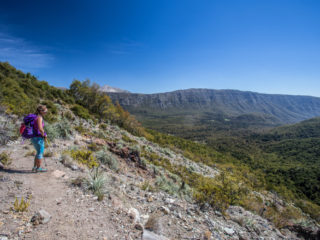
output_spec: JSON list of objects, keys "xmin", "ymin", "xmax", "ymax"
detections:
[
  {"xmin": 1, "ymin": 61, "xmax": 319, "ymax": 224},
  {"xmin": 0, "ymin": 62, "xmax": 144, "ymax": 136}
]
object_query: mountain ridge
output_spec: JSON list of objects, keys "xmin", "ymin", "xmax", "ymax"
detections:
[{"xmin": 107, "ymin": 88, "xmax": 320, "ymax": 124}]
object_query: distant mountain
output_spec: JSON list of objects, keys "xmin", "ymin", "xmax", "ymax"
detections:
[
  {"xmin": 100, "ymin": 84, "xmax": 130, "ymax": 93},
  {"xmin": 107, "ymin": 89, "xmax": 320, "ymax": 124}
]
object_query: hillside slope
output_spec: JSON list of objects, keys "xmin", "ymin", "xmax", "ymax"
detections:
[
  {"xmin": 207, "ymin": 117, "xmax": 320, "ymax": 206},
  {"xmin": 1, "ymin": 62, "xmax": 320, "ymax": 239}
]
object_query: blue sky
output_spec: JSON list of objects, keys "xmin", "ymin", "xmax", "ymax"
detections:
[{"xmin": 0, "ymin": 0, "xmax": 320, "ymax": 97}]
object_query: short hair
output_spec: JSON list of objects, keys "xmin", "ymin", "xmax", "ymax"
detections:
[{"xmin": 36, "ymin": 105, "xmax": 48, "ymax": 114}]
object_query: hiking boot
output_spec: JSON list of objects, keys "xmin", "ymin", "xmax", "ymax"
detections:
[{"xmin": 36, "ymin": 167, "xmax": 47, "ymax": 172}]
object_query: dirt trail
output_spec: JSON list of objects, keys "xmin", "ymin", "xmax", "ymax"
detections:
[{"xmin": 0, "ymin": 142, "xmax": 127, "ymax": 240}]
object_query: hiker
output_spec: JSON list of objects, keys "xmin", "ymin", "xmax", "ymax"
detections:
[{"xmin": 31, "ymin": 105, "xmax": 48, "ymax": 172}]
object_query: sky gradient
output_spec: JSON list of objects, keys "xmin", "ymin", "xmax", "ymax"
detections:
[{"xmin": 0, "ymin": 0, "xmax": 320, "ymax": 97}]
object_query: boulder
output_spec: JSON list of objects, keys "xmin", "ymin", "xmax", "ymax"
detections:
[
  {"xmin": 142, "ymin": 230, "xmax": 169, "ymax": 240},
  {"xmin": 128, "ymin": 207, "xmax": 140, "ymax": 223},
  {"xmin": 31, "ymin": 209, "xmax": 51, "ymax": 225}
]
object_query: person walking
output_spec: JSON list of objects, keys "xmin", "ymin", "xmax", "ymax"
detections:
[{"xmin": 31, "ymin": 105, "xmax": 48, "ymax": 172}]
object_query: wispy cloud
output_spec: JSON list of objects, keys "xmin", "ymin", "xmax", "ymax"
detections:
[
  {"xmin": 107, "ymin": 39, "xmax": 144, "ymax": 55},
  {"xmin": 0, "ymin": 32, "xmax": 54, "ymax": 70}
]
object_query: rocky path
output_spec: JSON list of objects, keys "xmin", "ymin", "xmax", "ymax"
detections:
[
  {"xmin": 0, "ymin": 140, "xmax": 306, "ymax": 240},
  {"xmin": 0, "ymin": 142, "xmax": 124, "ymax": 240}
]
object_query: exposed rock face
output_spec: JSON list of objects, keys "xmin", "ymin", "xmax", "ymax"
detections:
[
  {"xmin": 100, "ymin": 84, "xmax": 130, "ymax": 93},
  {"xmin": 107, "ymin": 142, "xmax": 146, "ymax": 169},
  {"xmin": 107, "ymin": 89, "xmax": 320, "ymax": 124},
  {"xmin": 286, "ymin": 224, "xmax": 320, "ymax": 240}
]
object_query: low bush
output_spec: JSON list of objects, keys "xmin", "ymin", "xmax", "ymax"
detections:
[
  {"xmin": 95, "ymin": 149, "xmax": 119, "ymax": 171},
  {"xmin": 155, "ymin": 174, "xmax": 181, "ymax": 196},
  {"xmin": 99, "ymin": 123, "xmax": 107, "ymax": 130},
  {"xmin": 69, "ymin": 149, "xmax": 98, "ymax": 168},
  {"xmin": 13, "ymin": 197, "xmax": 30, "ymax": 212},
  {"xmin": 71, "ymin": 104, "xmax": 91, "ymax": 120},
  {"xmin": 45, "ymin": 119, "xmax": 74, "ymax": 141},
  {"xmin": 0, "ymin": 121, "xmax": 19, "ymax": 145},
  {"xmin": 122, "ymin": 134, "xmax": 138, "ymax": 144},
  {"xmin": 0, "ymin": 151, "xmax": 12, "ymax": 167},
  {"xmin": 88, "ymin": 142, "xmax": 100, "ymax": 151},
  {"xmin": 140, "ymin": 180, "xmax": 156, "ymax": 192},
  {"xmin": 295, "ymin": 200, "xmax": 320, "ymax": 223}
]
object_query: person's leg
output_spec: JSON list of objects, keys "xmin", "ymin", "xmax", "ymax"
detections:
[
  {"xmin": 31, "ymin": 138, "xmax": 40, "ymax": 171},
  {"xmin": 36, "ymin": 138, "xmax": 45, "ymax": 168},
  {"xmin": 32, "ymin": 137, "xmax": 46, "ymax": 171}
]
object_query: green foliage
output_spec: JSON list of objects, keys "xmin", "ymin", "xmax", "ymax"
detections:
[
  {"xmin": 0, "ymin": 151, "xmax": 12, "ymax": 166},
  {"xmin": 99, "ymin": 123, "xmax": 107, "ymax": 130},
  {"xmin": 0, "ymin": 120, "xmax": 19, "ymax": 145},
  {"xmin": 0, "ymin": 62, "xmax": 72, "ymax": 117},
  {"xmin": 122, "ymin": 134, "xmax": 137, "ymax": 144},
  {"xmin": 87, "ymin": 142, "xmax": 100, "ymax": 151},
  {"xmin": 69, "ymin": 149, "xmax": 98, "ymax": 168},
  {"xmin": 194, "ymin": 172, "xmax": 248, "ymax": 212},
  {"xmin": 295, "ymin": 200, "xmax": 320, "ymax": 223},
  {"xmin": 68, "ymin": 79, "xmax": 146, "ymax": 136},
  {"xmin": 13, "ymin": 197, "xmax": 30, "ymax": 212},
  {"xmin": 84, "ymin": 167, "xmax": 106, "ymax": 198},
  {"xmin": 140, "ymin": 180, "xmax": 156, "ymax": 192},
  {"xmin": 95, "ymin": 149, "xmax": 119, "ymax": 171},
  {"xmin": 45, "ymin": 119, "xmax": 74, "ymax": 140},
  {"xmin": 71, "ymin": 104, "xmax": 91, "ymax": 120},
  {"xmin": 147, "ymin": 116, "xmax": 320, "ymax": 210}
]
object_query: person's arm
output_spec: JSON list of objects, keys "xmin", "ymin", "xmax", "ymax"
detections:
[{"xmin": 36, "ymin": 116, "xmax": 46, "ymax": 138}]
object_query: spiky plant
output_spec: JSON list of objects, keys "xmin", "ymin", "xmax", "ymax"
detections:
[{"xmin": 84, "ymin": 167, "xmax": 106, "ymax": 197}]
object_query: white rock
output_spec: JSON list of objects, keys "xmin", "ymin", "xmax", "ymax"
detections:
[
  {"xmin": 224, "ymin": 227, "xmax": 235, "ymax": 235},
  {"xmin": 52, "ymin": 170, "xmax": 66, "ymax": 178},
  {"xmin": 165, "ymin": 198, "xmax": 175, "ymax": 204},
  {"xmin": 161, "ymin": 206, "xmax": 170, "ymax": 214},
  {"xmin": 142, "ymin": 230, "xmax": 169, "ymax": 240},
  {"xmin": 39, "ymin": 209, "xmax": 51, "ymax": 224},
  {"xmin": 31, "ymin": 209, "xmax": 51, "ymax": 224},
  {"xmin": 89, "ymin": 208, "xmax": 94, "ymax": 212},
  {"xmin": 128, "ymin": 207, "xmax": 140, "ymax": 223}
]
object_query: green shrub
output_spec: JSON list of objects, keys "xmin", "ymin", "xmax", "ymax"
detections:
[
  {"xmin": 88, "ymin": 142, "xmax": 100, "ymax": 151},
  {"xmin": 0, "ymin": 121, "xmax": 19, "ymax": 145},
  {"xmin": 194, "ymin": 172, "xmax": 248, "ymax": 213},
  {"xmin": 45, "ymin": 119, "xmax": 74, "ymax": 140},
  {"xmin": 0, "ymin": 151, "xmax": 12, "ymax": 166},
  {"xmin": 155, "ymin": 174, "xmax": 181, "ymax": 196},
  {"xmin": 99, "ymin": 123, "xmax": 107, "ymax": 130},
  {"xmin": 70, "ymin": 149, "xmax": 98, "ymax": 168},
  {"xmin": 71, "ymin": 104, "xmax": 91, "ymax": 120},
  {"xmin": 295, "ymin": 200, "xmax": 320, "ymax": 223},
  {"xmin": 95, "ymin": 149, "xmax": 119, "ymax": 171},
  {"xmin": 141, "ymin": 180, "xmax": 156, "ymax": 192},
  {"xmin": 122, "ymin": 134, "xmax": 137, "ymax": 144},
  {"xmin": 13, "ymin": 197, "xmax": 30, "ymax": 212}
]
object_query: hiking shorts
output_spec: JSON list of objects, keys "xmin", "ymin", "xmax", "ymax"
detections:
[{"xmin": 31, "ymin": 137, "xmax": 45, "ymax": 159}]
